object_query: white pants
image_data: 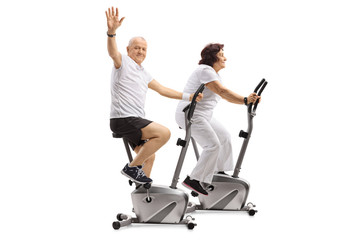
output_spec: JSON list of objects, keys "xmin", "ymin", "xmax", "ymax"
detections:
[{"xmin": 176, "ymin": 112, "xmax": 234, "ymax": 184}]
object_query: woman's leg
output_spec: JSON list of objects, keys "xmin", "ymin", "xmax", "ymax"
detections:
[
  {"xmin": 210, "ymin": 118, "xmax": 234, "ymax": 172},
  {"xmin": 190, "ymin": 117, "xmax": 221, "ymax": 184}
]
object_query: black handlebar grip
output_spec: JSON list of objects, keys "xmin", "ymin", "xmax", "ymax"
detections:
[
  {"xmin": 188, "ymin": 84, "xmax": 205, "ymax": 121},
  {"xmin": 253, "ymin": 81, "xmax": 268, "ymax": 111},
  {"xmin": 257, "ymin": 81, "xmax": 267, "ymax": 97},
  {"xmin": 254, "ymin": 79, "xmax": 266, "ymax": 93},
  {"xmin": 248, "ymin": 79, "xmax": 264, "ymax": 113}
]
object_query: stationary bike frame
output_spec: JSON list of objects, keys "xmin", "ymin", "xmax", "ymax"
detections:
[
  {"xmin": 112, "ymin": 84, "xmax": 206, "ymax": 229},
  {"xmin": 177, "ymin": 79, "xmax": 268, "ymax": 215}
]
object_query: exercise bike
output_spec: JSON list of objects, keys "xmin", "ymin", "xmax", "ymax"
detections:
[
  {"xmin": 111, "ymin": 84, "xmax": 205, "ymax": 230},
  {"xmin": 176, "ymin": 79, "xmax": 268, "ymax": 215}
]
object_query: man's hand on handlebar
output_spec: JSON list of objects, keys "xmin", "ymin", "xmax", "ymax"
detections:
[{"xmin": 190, "ymin": 93, "xmax": 203, "ymax": 102}]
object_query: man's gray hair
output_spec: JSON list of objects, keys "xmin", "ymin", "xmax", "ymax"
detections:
[{"xmin": 128, "ymin": 36, "xmax": 147, "ymax": 47}]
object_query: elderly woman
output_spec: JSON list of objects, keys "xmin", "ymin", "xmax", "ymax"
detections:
[{"xmin": 175, "ymin": 43, "xmax": 260, "ymax": 195}]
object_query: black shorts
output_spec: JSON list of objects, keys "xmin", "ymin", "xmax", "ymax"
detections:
[{"xmin": 110, "ymin": 117, "xmax": 153, "ymax": 150}]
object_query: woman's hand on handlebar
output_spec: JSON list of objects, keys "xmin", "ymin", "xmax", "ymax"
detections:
[
  {"xmin": 190, "ymin": 93, "xmax": 203, "ymax": 102},
  {"xmin": 248, "ymin": 93, "xmax": 261, "ymax": 104}
]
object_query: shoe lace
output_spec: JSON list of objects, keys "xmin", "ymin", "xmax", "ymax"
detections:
[{"xmin": 136, "ymin": 168, "xmax": 147, "ymax": 179}]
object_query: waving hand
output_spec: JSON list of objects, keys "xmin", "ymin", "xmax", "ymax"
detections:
[{"xmin": 105, "ymin": 7, "xmax": 125, "ymax": 34}]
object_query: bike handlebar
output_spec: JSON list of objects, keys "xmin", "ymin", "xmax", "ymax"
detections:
[
  {"xmin": 184, "ymin": 79, "xmax": 267, "ymax": 117},
  {"xmin": 249, "ymin": 79, "xmax": 268, "ymax": 113},
  {"xmin": 182, "ymin": 84, "xmax": 205, "ymax": 121},
  {"xmin": 254, "ymin": 78, "xmax": 266, "ymax": 93}
]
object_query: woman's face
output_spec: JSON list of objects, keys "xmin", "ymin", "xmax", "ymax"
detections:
[{"xmin": 213, "ymin": 49, "xmax": 227, "ymax": 72}]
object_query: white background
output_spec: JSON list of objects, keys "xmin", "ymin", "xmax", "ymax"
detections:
[{"xmin": 1, "ymin": 0, "xmax": 360, "ymax": 239}]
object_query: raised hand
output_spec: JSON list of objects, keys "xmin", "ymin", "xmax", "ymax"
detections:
[{"xmin": 105, "ymin": 7, "xmax": 125, "ymax": 34}]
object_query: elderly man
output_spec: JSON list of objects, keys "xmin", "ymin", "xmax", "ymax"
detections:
[{"xmin": 106, "ymin": 7, "xmax": 201, "ymax": 184}]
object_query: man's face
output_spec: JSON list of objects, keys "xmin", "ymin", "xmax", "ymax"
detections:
[{"xmin": 127, "ymin": 38, "xmax": 147, "ymax": 65}]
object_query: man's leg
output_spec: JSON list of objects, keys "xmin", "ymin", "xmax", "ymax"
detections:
[
  {"xmin": 133, "ymin": 145, "xmax": 155, "ymax": 177},
  {"xmin": 129, "ymin": 122, "xmax": 170, "ymax": 171},
  {"xmin": 142, "ymin": 154, "xmax": 155, "ymax": 177}
]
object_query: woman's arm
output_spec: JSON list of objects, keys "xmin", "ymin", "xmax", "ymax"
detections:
[{"xmin": 206, "ymin": 80, "xmax": 259, "ymax": 104}]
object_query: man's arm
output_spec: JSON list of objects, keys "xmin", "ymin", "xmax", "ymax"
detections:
[
  {"xmin": 105, "ymin": 7, "xmax": 125, "ymax": 69},
  {"xmin": 148, "ymin": 80, "xmax": 202, "ymax": 102},
  {"xmin": 148, "ymin": 80, "xmax": 182, "ymax": 99}
]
